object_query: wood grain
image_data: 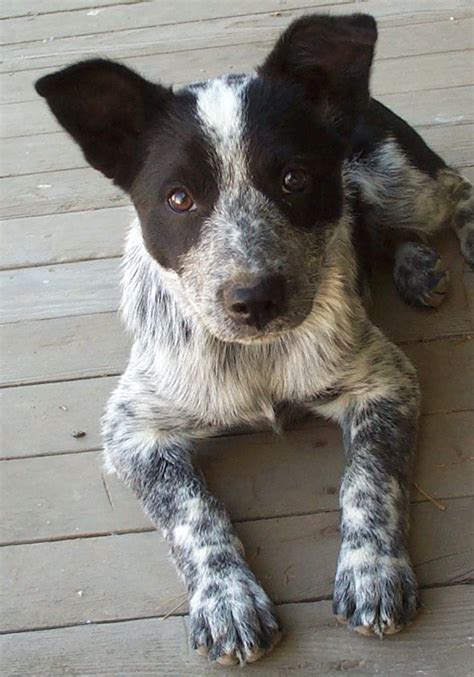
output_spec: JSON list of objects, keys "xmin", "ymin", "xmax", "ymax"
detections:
[
  {"xmin": 2, "ymin": 410, "xmax": 473, "ymax": 541},
  {"xmin": 1, "ymin": 497, "xmax": 472, "ymax": 632},
  {"xmin": 0, "ymin": 376, "xmax": 118, "ymax": 458},
  {"xmin": 1, "ymin": 11, "xmax": 471, "ymax": 91},
  {"xmin": 0, "ymin": 312, "xmax": 129, "ymax": 387},
  {"xmin": 1, "ymin": 586, "xmax": 472, "ymax": 676}
]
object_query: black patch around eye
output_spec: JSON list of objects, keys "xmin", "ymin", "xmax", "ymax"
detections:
[
  {"xmin": 130, "ymin": 90, "xmax": 219, "ymax": 272},
  {"xmin": 245, "ymin": 77, "xmax": 346, "ymax": 230}
]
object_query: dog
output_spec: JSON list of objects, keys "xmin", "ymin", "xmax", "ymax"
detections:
[{"xmin": 36, "ymin": 13, "xmax": 473, "ymax": 666}]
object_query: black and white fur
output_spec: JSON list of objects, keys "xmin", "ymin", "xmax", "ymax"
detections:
[{"xmin": 36, "ymin": 14, "xmax": 474, "ymax": 666}]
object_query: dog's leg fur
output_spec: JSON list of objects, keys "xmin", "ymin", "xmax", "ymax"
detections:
[
  {"xmin": 449, "ymin": 173, "xmax": 474, "ymax": 267},
  {"xmin": 313, "ymin": 330, "xmax": 419, "ymax": 635},
  {"xmin": 393, "ymin": 241, "xmax": 449, "ymax": 308},
  {"xmin": 350, "ymin": 102, "xmax": 474, "ymax": 305},
  {"xmin": 102, "ymin": 373, "xmax": 280, "ymax": 665}
]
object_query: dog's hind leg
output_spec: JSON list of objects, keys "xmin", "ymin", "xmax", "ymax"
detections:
[
  {"xmin": 393, "ymin": 241, "xmax": 450, "ymax": 308},
  {"xmin": 350, "ymin": 101, "xmax": 473, "ymax": 305},
  {"xmin": 102, "ymin": 373, "xmax": 280, "ymax": 666},
  {"xmin": 448, "ymin": 171, "xmax": 474, "ymax": 267}
]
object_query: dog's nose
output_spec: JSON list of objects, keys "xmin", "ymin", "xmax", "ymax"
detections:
[{"xmin": 222, "ymin": 275, "xmax": 287, "ymax": 330}]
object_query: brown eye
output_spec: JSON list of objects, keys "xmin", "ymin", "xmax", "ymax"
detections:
[
  {"xmin": 282, "ymin": 168, "xmax": 308, "ymax": 193},
  {"xmin": 167, "ymin": 188, "xmax": 196, "ymax": 213}
]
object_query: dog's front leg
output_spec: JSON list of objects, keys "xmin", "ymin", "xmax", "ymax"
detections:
[
  {"xmin": 102, "ymin": 390, "xmax": 280, "ymax": 665},
  {"xmin": 314, "ymin": 337, "xmax": 420, "ymax": 636}
]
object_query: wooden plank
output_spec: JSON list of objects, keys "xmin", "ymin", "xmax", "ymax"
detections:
[
  {"xmin": 0, "ymin": 451, "xmax": 150, "ymax": 544},
  {"xmin": 1, "ymin": 586, "xmax": 472, "ymax": 676},
  {"xmin": 0, "ymin": 0, "xmax": 350, "ymax": 47},
  {"xmin": 373, "ymin": 50, "xmax": 473, "ymax": 96},
  {"xmin": 1, "ymin": 497, "xmax": 472, "ymax": 631},
  {"xmin": 1, "ymin": 11, "xmax": 471, "ymax": 87},
  {"xmin": 405, "ymin": 338, "xmax": 474, "ymax": 415},
  {"xmin": 0, "ymin": 0, "xmax": 135, "ymax": 20},
  {"xmin": 3, "ymin": 17, "xmax": 473, "ymax": 107},
  {"xmin": 0, "ymin": 376, "xmax": 118, "ymax": 458},
  {"xmin": 0, "ymin": 312, "xmax": 129, "ymax": 387},
  {"xmin": 0, "ymin": 166, "xmax": 124, "ymax": 219},
  {"xmin": 2, "ymin": 43, "xmax": 473, "ymax": 133},
  {"xmin": 382, "ymin": 86, "xmax": 474, "ymax": 129},
  {"xmin": 0, "ymin": 258, "xmax": 121, "ymax": 323},
  {"xmin": 2, "ymin": 410, "xmax": 473, "ymax": 541},
  {"xmin": 0, "ymin": 207, "xmax": 130, "ymax": 269}
]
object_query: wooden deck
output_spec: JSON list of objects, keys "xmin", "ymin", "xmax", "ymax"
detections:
[{"xmin": 1, "ymin": 1, "xmax": 473, "ymax": 674}]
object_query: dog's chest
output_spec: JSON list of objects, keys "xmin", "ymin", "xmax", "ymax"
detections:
[{"xmin": 151, "ymin": 330, "xmax": 339, "ymax": 428}]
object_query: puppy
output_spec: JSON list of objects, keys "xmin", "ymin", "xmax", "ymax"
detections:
[{"xmin": 36, "ymin": 14, "xmax": 473, "ymax": 666}]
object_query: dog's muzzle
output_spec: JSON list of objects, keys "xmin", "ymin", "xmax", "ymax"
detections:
[{"xmin": 221, "ymin": 274, "xmax": 288, "ymax": 330}]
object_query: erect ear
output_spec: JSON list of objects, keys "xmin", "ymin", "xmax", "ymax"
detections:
[
  {"xmin": 35, "ymin": 59, "xmax": 172, "ymax": 190},
  {"xmin": 259, "ymin": 14, "xmax": 377, "ymax": 139}
]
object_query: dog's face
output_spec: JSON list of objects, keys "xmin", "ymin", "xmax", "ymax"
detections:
[{"xmin": 36, "ymin": 14, "xmax": 377, "ymax": 343}]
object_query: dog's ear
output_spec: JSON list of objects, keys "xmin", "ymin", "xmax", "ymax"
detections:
[
  {"xmin": 259, "ymin": 14, "xmax": 377, "ymax": 138},
  {"xmin": 35, "ymin": 59, "xmax": 172, "ymax": 189}
]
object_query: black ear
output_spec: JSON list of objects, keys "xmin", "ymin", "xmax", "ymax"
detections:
[
  {"xmin": 35, "ymin": 59, "xmax": 172, "ymax": 189},
  {"xmin": 259, "ymin": 14, "xmax": 377, "ymax": 138}
]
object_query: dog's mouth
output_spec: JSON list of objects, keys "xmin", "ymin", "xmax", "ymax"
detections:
[{"xmin": 196, "ymin": 305, "xmax": 312, "ymax": 345}]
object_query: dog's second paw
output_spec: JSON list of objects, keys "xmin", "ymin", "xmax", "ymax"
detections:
[
  {"xmin": 393, "ymin": 242, "xmax": 449, "ymax": 308},
  {"xmin": 333, "ymin": 549, "xmax": 418, "ymax": 637},
  {"xmin": 189, "ymin": 561, "xmax": 281, "ymax": 665}
]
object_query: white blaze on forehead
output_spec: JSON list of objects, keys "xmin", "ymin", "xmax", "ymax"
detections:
[{"xmin": 194, "ymin": 77, "xmax": 248, "ymax": 151}]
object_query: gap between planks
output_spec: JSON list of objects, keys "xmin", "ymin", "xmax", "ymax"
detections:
[{"xmin": 0, "ymin": 581, "xmax": 470, "ymax": 636}]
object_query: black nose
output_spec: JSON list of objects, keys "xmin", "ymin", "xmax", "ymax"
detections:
[{"xmin": 222, "ymin": 274, "xmax": 287, "ymax": 330}]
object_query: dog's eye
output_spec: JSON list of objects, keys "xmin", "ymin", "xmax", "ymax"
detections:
[
  {"xmin": 282, "ymin": 169, "xmax": 308, "ymax": 193},
  {"xmin": 167, "ymin": 189, "xmax": 196, "ymax": 213}
]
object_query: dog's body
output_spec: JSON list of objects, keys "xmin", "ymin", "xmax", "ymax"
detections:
[{"xmin": 36, "ymin": 13, "xmax": 473, "ymax": 666}]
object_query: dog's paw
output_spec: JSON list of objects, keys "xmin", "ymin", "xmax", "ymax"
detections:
[
  {"xmin": 393, "ymin": 242, "xmax": 449, "ymax": 308},
  {"xmin": 333, "ymin": 550, "xmax": 418, "ymax": 636},
  {"xmin": 189, "ymin": 563, "xmax": 281, "ymax": 665}
]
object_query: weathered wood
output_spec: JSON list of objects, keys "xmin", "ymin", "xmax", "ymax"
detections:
[
  {"xmin": 2, "ymin": 11, "xmax": 472, "ymax": 89},
  {"xmin": 0, "ymin": 258, "xmax": 121, "ymax": 324},
  {"xmin": 0, "ymin": 0, "xmax": 136, "ymax": 20},
  {"xmin": 405, "ymin": 338, "xmax": 474, "ymax": 414},
  {"xmin": 0, "ymin": 206, "xmax": 130, "ymax": 269},
  {"xmin": 0, "ymin": 451, "xmax": 150, "ymax": 544},
  {"xmin": 2, "ymin": 410, "xmax": 473, "ymax": 541},
  {"xmin": 0, "ymin": 166, "xmax": 124, "ymax": 220},
  {"xmin": 1, "ymin": 497, "xmax": 472, "ymax": 632},
  {"xmin": 3, "ymin": 52, "xmax": 474, "ymax": 141},
  {"xmin": 0, "ymin": 312, "xmax": 129, "ymax": 387},
  {"xmin": 0, "ymin": 376, "xmax": 118, "ymax": 458},
  {"xmin": 0, "ymin": 0, "xmax": 351, "ymax": 45},
  {"xmin": 1, "ymin": 586, "xmax": 472, "ymax": 676}
]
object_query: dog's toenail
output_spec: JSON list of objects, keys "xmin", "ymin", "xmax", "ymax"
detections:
[
  {"xmin": 217, "ymin": 654, "xmax": 239, "ymax": 666},
  {"xmin": 247, "ymin": 647, "xmax": 265, "ymax": 663}
]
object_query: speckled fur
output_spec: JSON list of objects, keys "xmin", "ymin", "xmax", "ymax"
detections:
[{"xmin": 35, "ymin": 13, "xmax": 473, "ymax": 666}]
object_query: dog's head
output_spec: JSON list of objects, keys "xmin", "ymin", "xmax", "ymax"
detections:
[{"xmin": 36, "ymin": 14, "xmax": 377, "ymax": 343}]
